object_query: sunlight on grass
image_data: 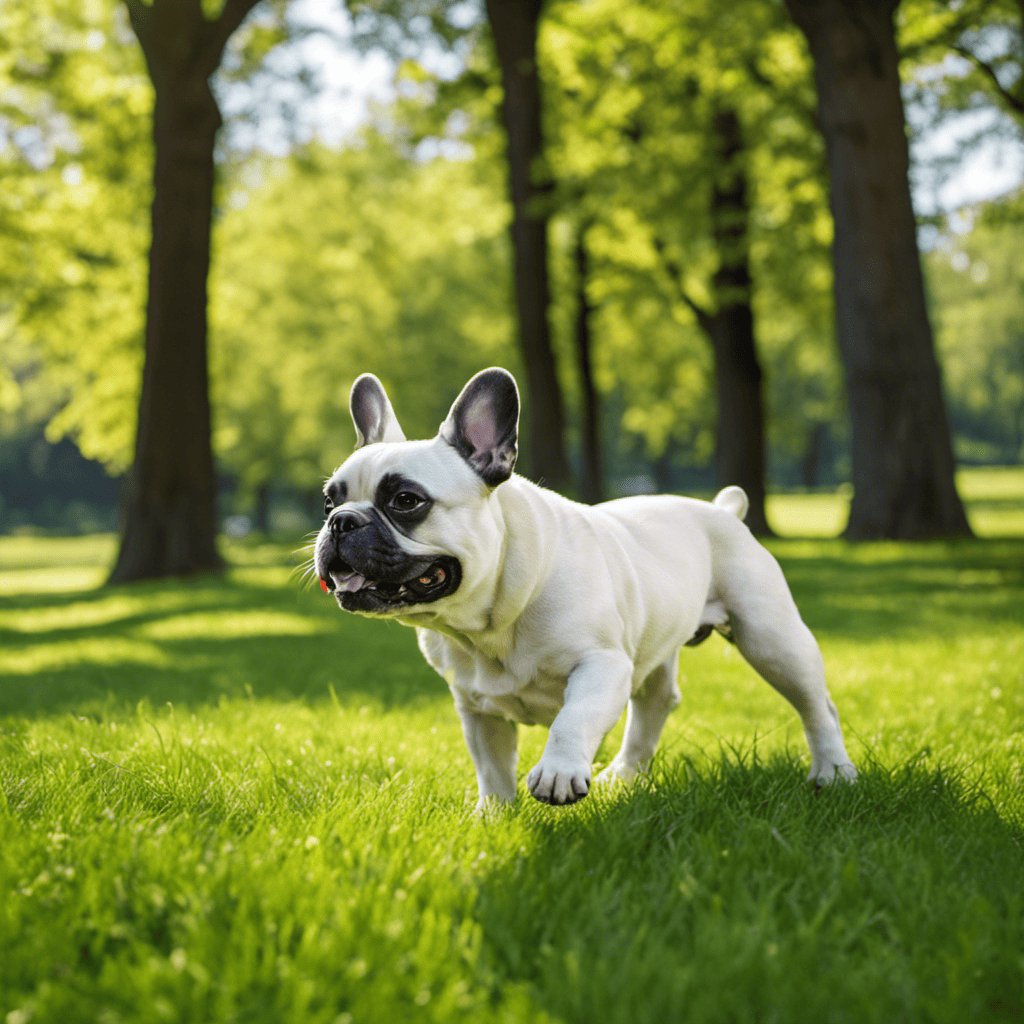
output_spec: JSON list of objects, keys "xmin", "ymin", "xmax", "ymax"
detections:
[
  {"xmin": 768, "ymin": 465, "xmax": 1024, "ymax": 538},
  {"xmin": 135, "ymin": 610, "xmax": 331, "ymax": 641},
  {"xmin": 767, "ymin": 491, "xmax": 850, "ymax": 536},
  {"xmin": 956, "ymin": 465, "xmax": 1024, "ymax": 501},
  {"xmin": 0, "ymin": 636, "xmax": 172, "ymax": 674}
]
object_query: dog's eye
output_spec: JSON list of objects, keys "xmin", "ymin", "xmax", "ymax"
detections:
[
  {"xmin": 324, "ymin": 497, "xmax": 334, "ymax": 516},
  {"xmin": 391, "ymin": 491, "xmax": 424, "ymax": 513}
]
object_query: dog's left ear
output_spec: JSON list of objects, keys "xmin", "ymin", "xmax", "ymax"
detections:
[
  {"xmin": 440, "ymin": 368, "xmax": 519, "ymax": 486},
  {"xmin": 350, "ymin": 373, "xmax": 407, "ymax": 448}
]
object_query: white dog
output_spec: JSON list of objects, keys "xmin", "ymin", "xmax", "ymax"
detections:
[{"xmin": 314, "ymin": 368, "xmax": 857, "ymax": 809}]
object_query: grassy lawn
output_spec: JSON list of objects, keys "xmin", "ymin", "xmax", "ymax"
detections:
[
  {"xmin": 1, "ymin": 499, "xmax": 1022, "ymax": 1022},
  {"xmin": 766, "ymin": 465, "xmax": 1024, "ymax": 538}
]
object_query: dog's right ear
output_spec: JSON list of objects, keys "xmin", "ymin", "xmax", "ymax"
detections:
[{"xmin": 350, "ymin": 374, "xmax": 407, "ymax": 448}]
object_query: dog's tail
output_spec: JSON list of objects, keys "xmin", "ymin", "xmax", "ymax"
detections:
[{"xmin": 713, "ymin": 485, "xmax": 749, "ymax": 521}]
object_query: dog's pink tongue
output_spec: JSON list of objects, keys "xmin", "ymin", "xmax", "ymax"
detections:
[{"xmin": 340, "ymin": 574, "xmax": 366, "ymax": 592}]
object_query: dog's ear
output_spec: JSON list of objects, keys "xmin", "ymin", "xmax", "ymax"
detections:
[
  {"xmin": 350, "ymin": 374, "xmax": 407, "ymax": 448},
  {"xmin": 440, "ymin": 368, "xmax": 519, "ymax": 486}
]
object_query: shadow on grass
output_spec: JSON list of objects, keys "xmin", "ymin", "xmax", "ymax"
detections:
[
  {"xmin": 0, "ymin": 575, "xmax": 443, "ymax": 720},
  {"xmin": 774, "ymin": 539, "xmax": 1024, "ymax": 640},
  {"xmin": 473, "ymin": 749, "xmax": 1024, "ymax": 1024},
  {"xmin": 2, "ymin": 538, "xmax": 1022, "ymax": 723}
]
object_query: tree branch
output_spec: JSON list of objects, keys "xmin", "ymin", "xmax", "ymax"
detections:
[
  {"xmin": 951, "ymin": 43, "xmax": 1024, "ymax": 118},
  {"xmin": 652, "ymin": 236, "xmax": 715, "ymax": 339},
  {"xmin": 210, "ymin": 0, "xmax": 265, "ymax": 54}
]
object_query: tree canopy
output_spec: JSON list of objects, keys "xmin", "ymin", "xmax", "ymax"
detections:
[{"xmin": 2, "ymin": 0, "xmax": 1021, "ymax": 546}]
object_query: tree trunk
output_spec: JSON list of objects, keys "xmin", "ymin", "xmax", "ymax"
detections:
[
  {"xmin": 650, "ymin": 441, "xmax": 676, "ymax": 494},
  {"xmin": 485, "ymin": 0, "xmax": 571, "ymax": 490},
  {"xmin": 708, "ymin": 108, "xmax": 772, "ymax": 536},
  {"xmin": 801, "ymin": 422, "xmax": 828, "ymax": 489},
  {"xmin": 655, "ymin": 108, "xmax": 773, "ymax": 534},
  {"xmin": 573, "ymin": 224, "xmax": 604, "ymax": 503},
  {"xmin": 253, "ymin": 481, "xmax": 271, "ymax": 535},
  {"xmin": 784, "ymin": 0, "xmax": 972, "ymax": 539},
  {"xmin": 109, "ymin": 0, "xmax": 260, "ymax": 584}
]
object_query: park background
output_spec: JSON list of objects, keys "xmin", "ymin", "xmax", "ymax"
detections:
[{"xmin": 1, "ymin": 1, "xmax": 1023, "ymax": 1022}]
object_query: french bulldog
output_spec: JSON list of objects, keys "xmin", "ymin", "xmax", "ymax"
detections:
[{"xmin": 314, "ymin": 368, "xmax": 857, "ymax": 809}]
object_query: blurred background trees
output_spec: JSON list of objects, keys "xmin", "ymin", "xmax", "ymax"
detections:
[{"xmin": 2, "ymin": 0, "xmax": 1023, "ymax": 571}]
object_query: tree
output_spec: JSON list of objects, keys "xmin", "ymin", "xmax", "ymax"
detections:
[
  {"xmin": 543, "ymin": 0, "xmax": 839, "ymax": 518},
  {"xmin": 107, "ymin": 0, "xmax": 271, "ymax": 583},
  {"xmin": 345, "ymin": 0, "xmax": 573, "ymax": 489},
  {"xmin": 484, "ymin": 0, "xmax": 571, "ymax": 489},
  {"xmin": 209, "ymin": 132, "xmax": 517, "ymax": 505},
  {"xmin": 658, "ymin": 105, "xmax": 773, "ymax": 535},
  {"xmin": 572, "ymin": 221, "xmax": 603, "ymax": 502},
  {"xmin": 0, "ymin": 0, "xmax": 152, "ymax": 468},
  {"xmin": 901, "ymin": 0, "xmax": 1024, "ymax": 126},
  {"xmin": 783, "ymin": 0, "xmax": 972, "ymax": 539}
]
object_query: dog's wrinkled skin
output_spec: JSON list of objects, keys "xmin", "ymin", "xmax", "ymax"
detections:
[{"xmin": 314, "ymin": 368, "xmax": 857, "ymax": 810}]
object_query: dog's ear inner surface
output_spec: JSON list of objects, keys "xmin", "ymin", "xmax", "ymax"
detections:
[
  {"xmin": 440, "ymin": 368, "xmax": 519, "ymax": 486},
  {"xmin": 350, "ymin": 374, "xmax": 407, "ymax": 448}
]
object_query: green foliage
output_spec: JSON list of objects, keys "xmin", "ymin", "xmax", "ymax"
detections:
[
  {"xmin": 901, "ymin": 0, "xmax": 1024, "ymax": 125},
  {"xmin": 0, "ymin": 533, "xmax": 1022, "ymax": 1021},
  {"xmin": 345, "ymin": 0, "xmax": 478, "ymax": 56},
  {"xmin": 0, "ymin": 0, "xmax": 306, "ymax": 478},
  {"xmin": 925, "ymin": 202, "xmax": 1024, "ymax": 462},
  {"xmin": 0, "ymin": 0, "xmax": 151, "ymax": 469},
  {"xmin": 209, "ymin": 131, "xmax": 517, "ymax": 495},
  {"xmin": 2, "ymin": 0, "xmax": 1021, "ymax": 515},
  {"xmin": 538, "ymin": 0, "xmax": 842, "ymax": 468}
]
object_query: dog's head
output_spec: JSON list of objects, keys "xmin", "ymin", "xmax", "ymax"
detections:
[{"xmin": 313, "ymin": 368, "xmax": 519, "ymax": 619}]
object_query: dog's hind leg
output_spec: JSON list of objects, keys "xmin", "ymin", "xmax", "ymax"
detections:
[
  {"xmin": 719, "ymin": 541, "xmax": 856, "ymax": 785},
  {"xmin": 596, "ymin": 655, "xmax": 682, "ymax": 786}
]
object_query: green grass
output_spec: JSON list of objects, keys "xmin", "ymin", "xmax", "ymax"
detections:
[
  {"xmin": 767, "ymin": 465, "xmax": 1024, "ymax": 538},
  {"xmin": 1, "ymin": 526, "xmax": 1022, "ymax": 1024}
]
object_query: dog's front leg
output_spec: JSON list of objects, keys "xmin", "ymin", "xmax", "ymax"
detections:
[
  {"xmin": 453, "ymin": 697, "xmax": 519, "ymax": 812},
  {"xmin": 527, "ymin": 650, "xmax": 632, "ymax": 805}
]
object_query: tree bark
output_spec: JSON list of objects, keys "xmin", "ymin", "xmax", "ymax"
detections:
[
  {"xmin": 707, "ymin": 107, "xmax": 773, "ymax": 537},
  {"xmin": 801, "ymin": 422, "xmax": 828, "ymax": 489},
  {"xmin": 573, "ymin": 224, "xmax": 604, "ymax": 504},
  {"xmin": 485, "ymin": 0, "xmax": 571, "ymax": 490},
  {"xmin": 784, "ymin": 0, "xmax": 972, "ymax": 539},
  {"xmin": 253, "ymin": 481, "xmax": 271, "ymax": 535},
  {"xmin": 650, "ymin": 440, "xmax": 677, "ymax": 494},
  {"xmin": 109, "ymin": 0, "xmax": 259, "ymax": 583}
]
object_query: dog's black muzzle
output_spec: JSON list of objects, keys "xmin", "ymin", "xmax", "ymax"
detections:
[{"xmin": 317, "ymin": 504, "xmax": 461, "ymax": 613}]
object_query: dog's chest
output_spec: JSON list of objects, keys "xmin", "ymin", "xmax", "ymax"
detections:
[
  {"xmin": 452, "ymin": 645, "xmax": 568, "ymax": 727},
  {"xmin": 460, "ymin": 668, "xmax": 566, "ymax": 726}
]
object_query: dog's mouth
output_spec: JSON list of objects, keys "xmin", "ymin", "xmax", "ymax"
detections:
[{"xmin": 322, "ymin": 556, "xmax": 460, "ymax": 610}]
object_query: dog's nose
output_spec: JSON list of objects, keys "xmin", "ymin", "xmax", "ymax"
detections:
[{"xmin": 329, "ymin": 507, "xmax": 370, "ymax": 536}]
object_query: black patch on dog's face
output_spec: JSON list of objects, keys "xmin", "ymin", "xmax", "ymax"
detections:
[{"xmin": 374, "ymin": 473, "xmax": 434, "ymax": 533}]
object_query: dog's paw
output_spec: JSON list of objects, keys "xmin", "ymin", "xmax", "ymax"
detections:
[
  {"xmin": 595, "ymin": 759, "xmax": 638, "ymax": 787},
  {"xmin": 473, "ymin": 794, "xmax": 514, "ymax": 818},
  {"xmin": 809, "ymin": 761, "xmax": 858, "ymax": 786},
  {"xmin": 526, "ymin": 759, "xmax": 590, "ymax": 805}
]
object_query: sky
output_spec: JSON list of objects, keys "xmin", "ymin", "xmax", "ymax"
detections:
[{"xmin": 908, "ymin": 94, "xmax": 1024, "ymax": 217}]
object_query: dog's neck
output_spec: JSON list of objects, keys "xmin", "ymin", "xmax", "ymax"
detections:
[{"xmin": 401, "ymin": 474, "xmax": 565, "ymax": 664}]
